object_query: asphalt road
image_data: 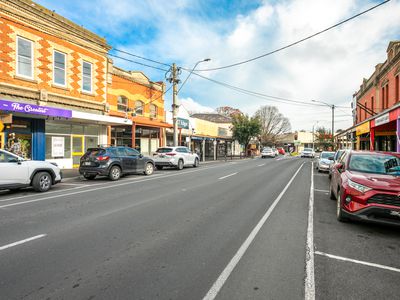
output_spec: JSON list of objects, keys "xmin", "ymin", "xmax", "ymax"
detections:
[{"xmin": 0, "ymin": 156, "xmax": 399, "ymax": 300}]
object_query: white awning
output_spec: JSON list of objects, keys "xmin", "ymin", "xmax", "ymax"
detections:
[{"xmin": 71, "ymin": 111, "xmax": 132, "ymax": 125}]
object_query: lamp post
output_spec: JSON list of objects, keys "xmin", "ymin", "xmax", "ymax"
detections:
[
  {"xmin": 172, "ymin": 58, "xmax": 211, "ymax": 146},
  {"xmin": 312, "ymin": 100, "xmax": 335, "ymax": 150}
]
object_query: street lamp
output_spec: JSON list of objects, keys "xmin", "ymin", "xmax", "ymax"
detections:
[
  {"xmin": 177, "ymin": 58, "xmax": 211, "ymax": 94},
  {"xmin": 312, "ymin": 100, "xmax": 335, "ymax": 150}
]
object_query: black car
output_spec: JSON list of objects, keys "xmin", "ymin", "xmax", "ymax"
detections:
[{"xmin": 79, "ymin": 146, "xmax": 155, "ymax": 181}]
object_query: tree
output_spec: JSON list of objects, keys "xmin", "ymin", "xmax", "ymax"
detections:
[
  {"xmin": 315, "ymin": 126, "xmax": 333, "ymax": 150},
  {"xmin": 216, "ymin": 106, "xmax": 242, "ymax": 117},
  {"xmin": 254, "ymin": 105, "xmax": 291, "ymax": 146},
  {"xmin": 231, "ymin": 114, "xmax": 261, "ymax": 155}
]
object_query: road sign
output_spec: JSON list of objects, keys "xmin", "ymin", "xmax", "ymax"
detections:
[{"xmin": 0, "ymin": 121, "xmax": 4, "ymax": 132}]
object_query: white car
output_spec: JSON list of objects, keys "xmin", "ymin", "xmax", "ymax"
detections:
[
  {"xmin": 153, "ymin": 146, "xmax": 200, "ymax": 170},
  {"xmin": 0, "ymin": 149, "xmax": 62, "ymax": 192},
  {"xmin": 316, "ymin": 151, "xmax": 335, "ymax": 172},
  {"xmin": 261, "ymin": 147, "xmax": 275, "ymax": 158},
  {"xmin": 301, "ymin": 148, "xmax": 315, "ymax": 158}
]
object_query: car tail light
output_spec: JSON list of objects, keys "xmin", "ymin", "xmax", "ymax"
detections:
[
  {"xmin": 96, "ymin": 156, "xmax": 110, "ymax": 161},
  {"xmin": 166, "ymin": 153, "xmax": 176, "ymax": 156}
]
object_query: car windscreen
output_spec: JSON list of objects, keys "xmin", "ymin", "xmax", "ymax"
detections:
[
  {"xmin": 85, "ymin": 148, "xmax": 106, "ymax": 156},
  {"xmin": 156, "ymin": 148, "xmax": 173, "ymax": 153},
  {"xmin": 321, "ymin": 152, "xmax": 334, "ymax": 159},
  {"xmin": 349, "ymin": 154, "xmax": 400, "ymax": 175},
  {"xmin": 304, "ymin": 148, "xmax": 313, "ymax": 152}
]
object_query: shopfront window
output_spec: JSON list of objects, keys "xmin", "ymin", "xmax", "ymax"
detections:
[{"xmin": 45, "ymin": 135, "xmax": 71, "ymax": 159}]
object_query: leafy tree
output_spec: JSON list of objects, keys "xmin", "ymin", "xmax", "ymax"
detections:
[
  {"xmin": 254, "ymin": 105, "xmax": 291, "ymax": 146},
  {"xmin": 315, "ymin": 126, "xmax": 333, "ymax": 150},
  {"xmin": 231, "ymin": 114, "xmax": 261, "ymax": 155}
]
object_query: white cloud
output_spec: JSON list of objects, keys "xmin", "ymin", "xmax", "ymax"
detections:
[{"xmin": 179, "ymin": 97, "xmax": 215, "ymax": 114}]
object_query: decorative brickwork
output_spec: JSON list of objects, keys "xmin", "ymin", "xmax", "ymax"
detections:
[
  {"xmin": 37, "ymin": 38, "xmax": 51, "ymax": 88},
  {"xmin": 0, "ymin": 20, "xmax": 14, "ymax": 80},
  {"xmin": 69, "ymin": 51, "xmax": 81, "ymax": 96}
]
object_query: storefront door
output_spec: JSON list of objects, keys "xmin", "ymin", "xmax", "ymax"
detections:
[{"xmin": 72, "ymin": 135, "xmax": 85, "ymax": 168}]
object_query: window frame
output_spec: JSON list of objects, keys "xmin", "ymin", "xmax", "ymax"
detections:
[
  {"xmin": 16, "ymin": 36, "xmax": 34, "ymax": 79},
  {"xmin": 150, "ymin": 104, "xmax": 157, "ymax": 118},
  {"xmin": 117, "ymin": 96, "xmax": 128, "ymax": 112},
  {"xmin": 53, "ymin": 50, "xmax": 67, "ymax": 87},
  {"xmin": 135, "ymin": 100, "xmax": 144, "ymax": 115},
  {"xmin": 82, "ymin": 60, "xmax": 93, "ymax": 93}
]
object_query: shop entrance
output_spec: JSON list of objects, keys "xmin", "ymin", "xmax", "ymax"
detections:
[{"xmin": 72, "ymin": 135, "xmax": 85, "ymax": 168}]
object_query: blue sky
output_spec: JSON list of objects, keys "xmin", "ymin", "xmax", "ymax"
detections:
[{"xmin": 35, "ymin": 0, "xmax": 400, "ymax": 131}]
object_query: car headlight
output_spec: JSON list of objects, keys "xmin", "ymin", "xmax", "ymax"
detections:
[{"xmin": 348, "ymin": 179, "xmax": 372, "ymax": 194}]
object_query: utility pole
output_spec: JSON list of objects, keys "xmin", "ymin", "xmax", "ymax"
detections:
[
  {"xmin": 170, "ymin": 63, "xmax": 180, "ymax": 146},
  {"xmin": 331, "ymin": 105, "xmax": 335, "ymax": 151}
]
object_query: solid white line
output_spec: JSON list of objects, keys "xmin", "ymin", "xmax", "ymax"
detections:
[
  {"xmin": 218, "ymin": 172, "xmax": 238, "ymax": 180},
  {"xmin": 257, "ymin": 163, "xmax": 266, "ymax": 167},
  {"xmin": 58, "ymin": 183, "xmax": 90, "ymax": 186},
  {"xmin": 0, "ymin": 234, "xmax": 46, "ymax": 251},
  {"xmin": 315, "ymin": 251, "xmax": 400, "ymax": 273},
  {"xmin": 314, "ymin": 189, "xmax": 329, "ymax": 193},
  {"xmin": 0, "ymin": 163, "xmax": 235, "ymax": 209},
  {"xmin": 305, "ymin": 162, "xmax": 315, "ymax": 300},
  {"xmin": 203, "ymin": 162, "xmax": 305, "ymax": 300}
]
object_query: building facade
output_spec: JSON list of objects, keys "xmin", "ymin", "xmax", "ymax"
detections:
[{"xmin": 0, "ymin": 0, "xmax": 131, "ymax": 168}]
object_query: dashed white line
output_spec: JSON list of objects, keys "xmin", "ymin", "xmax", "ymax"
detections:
[
  {"xmin": 218, "ymin": 172, "xmax": 238, "ymax": 180},
  {"xmin": 314, "ymin": 189, "xmax": 329, "ymax": 193},
  {"xmin": 305, "ymin": 162, "xmax": 315, "ymax": 300},
  {"xmin": 203, "ymin": 162, "xmax": 304, "ymax": 300},
  {"xmin": 315, "ymin": 251, "xmax": 400, "ymax": 273},
  {"xmin": 0, "ymin": 234, "xmax": 46, "ymax": 251}
]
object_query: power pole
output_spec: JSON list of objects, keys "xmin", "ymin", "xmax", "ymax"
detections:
[
  {"xmin": 331, "ymin": 105, "xmax": 335, "ymax": 150},
  {"xmin": 169, "ymin": 63, "xmax": 180, "ymax": 146}
]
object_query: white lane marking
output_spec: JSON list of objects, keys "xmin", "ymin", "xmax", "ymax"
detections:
[
  {"xmin": 0, "ymin": 163, "xmax": 238, "ymax": 209},
  {"xmin": 58, "ymin": 183, "xmax": 90, "ymax": 186},
  {"xmin": 257, "ymin": 163, "xmax": 266, "ymax": 167},
  {"xmin": 203, "ymin": 162, "xmax": 305, "ymax": 300},
  {"xmin": 315, "ymin": 251, "xmax": 400, "ymax": 274},
  {"xmin": 218, "ymin": 172, "xmax": 238, "ymax": 180},
  {"xmin": 305, "ymin": 162, "xmax": 315, "ymax": 300},
  {"xmin": 314, "ymin": 189, "xmax": 329, "ymax": 193},
  {"xmin": 0, "ymin": 234, "xmax": 46, "ymax": 251}
]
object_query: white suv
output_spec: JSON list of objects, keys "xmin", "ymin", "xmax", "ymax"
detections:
[
  {"xmin": 153, "ymin": 146, "xmax": 200, "ymax": 170},
  {"xmin": 0, "ymin": 149, "xmax": 62, "ymax": 192}
]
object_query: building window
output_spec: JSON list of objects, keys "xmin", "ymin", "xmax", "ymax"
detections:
[
  {"xmin": 16, "ymin": 36, "xmax": 33, "ymax": 79},
  {"xmin": 371, "ymin": 96, "xmax": 374, "ymax": 114},
  {"xmin": 53, "ymin": 50, "xmax": 66, "ymax": 86},
  {"xmin": 386, "ymin": 84, "xmax": 389, "ymax": 108},
  {"xmin": 117, "ymin": 96, "xmax": 128, "ymax": 112},
  {"xmin": 82, "ymin": 61, "xmax": 92, "ymax": 93},
  {"xmin": 364, "ymin": 102, "xmax": 367, "ymax": 119},
  {"xmin": 150, "ymin": 104, "xmax": 157, "ymax": 118},
  {"xmin": 382, "ymin": 87, "xmax": 385, "ymax": 109},
  {"xmin": 396, "ymin": 75, "xmax": 399, "ymax": 103},
  {"xmin": 135, "ymin": 100, "xmax": 144, "ymax": 115}
]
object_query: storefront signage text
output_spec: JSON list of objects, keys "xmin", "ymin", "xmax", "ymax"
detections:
[
  {"xmin": 374, "ymin": 113, "xmax": 390, "ymax": 127},
  {"xmin": 0, "ymin": 99, "xmax": 72, "ymax": 118},
  {"xmin": 356, "ymin": 121, "xmax": 370, "ymax": 136},
  {"xmin": 177, "ymin": 118, "xmax": 189, "ymax": 129}
]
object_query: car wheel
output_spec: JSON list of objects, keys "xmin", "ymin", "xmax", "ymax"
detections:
[
  {"xmin": 177, "ymin": 159, "xmax": 184, "ymax": 170},
  {"xmin": 109, "ymin": 166, "xmax": 121, "ymax": 181},
  {"xmin": 83, "ymin": 174, "xmax": 96, "ymax": 180},
  {"xmin": 193, "ymin": 158, "xmax": 199, "ymax": 168},
  {"xmin": 155, "ymin": 165, "xmax": 163, "ymax": 170},
  {"xmin": 32, "ymin": 172, "xmax": 52, "ymax": 192},
  {"xmin": 144, "ymin": 163, "xmax": 154, "ymax": 176},
  {"xmin": 336, "ymin": 189, "xmax": 348, "ymax": 222}
]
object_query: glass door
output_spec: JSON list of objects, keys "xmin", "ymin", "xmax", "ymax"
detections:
[{"xmin": 72, "ymin": 135, "xmax": 85, "ymax": 168}]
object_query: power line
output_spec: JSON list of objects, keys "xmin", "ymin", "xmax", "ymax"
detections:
[
  {"xmin": 191, "ymin": 0, "xmax": 391, "ymax": 72},
  {"xmin": 108, "ymin": 53, "xmax": 170, "ymax": 72},
  {"xmin": 112, "ymin": 48, "xmax": 171, "ymax": 67}
]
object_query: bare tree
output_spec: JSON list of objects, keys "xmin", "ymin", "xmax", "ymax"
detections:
[{"xmin": 254, "ymin": 105, "xmax": 291, "ymax": 146}]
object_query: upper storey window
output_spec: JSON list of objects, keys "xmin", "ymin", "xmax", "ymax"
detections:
[
  {"xmin": 53, "ymin": 50, "xmax": 66, "ymax": 86},
  {"xmin": 118, "ymin": 96, "xmax": 128, "ymax": 112},
  {"xmin": 16, "ymin": 37, "xmax": 33, "ymax": 79},
  {"xmin": 150, "ymin": 104, "xmax": 157, "ymax": 118},
  {"xmin": 82, "ymin": 61, "xmax": 93, "ymax": 93},
  {"xmin": 135, "ymin": 100, "xmax": 144, "ymax": 115}
]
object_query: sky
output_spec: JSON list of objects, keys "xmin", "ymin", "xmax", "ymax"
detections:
[{"xmin": 35, "ymin": 0, "xmax": 400, "ymax": 132}]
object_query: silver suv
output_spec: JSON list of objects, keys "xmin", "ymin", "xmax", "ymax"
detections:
[{"xmin": 153, "ymin": 146, "xmax": 200, "ymax": 170}]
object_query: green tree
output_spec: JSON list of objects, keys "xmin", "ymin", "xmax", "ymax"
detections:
[
  {"xmin": 315, "ymin": 126, "xmax": 333, "ymax": 151},
  {"xmin": 231, "ymin": 114, "xmax": 261, "ymax": 155}
]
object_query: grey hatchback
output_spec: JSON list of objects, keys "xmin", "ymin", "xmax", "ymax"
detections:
[{"xmin": 79, "ymin": 146, "xmax": 155, "ymax": 180}]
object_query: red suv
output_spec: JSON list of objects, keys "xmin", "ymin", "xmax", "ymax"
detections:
[{"xmin": 330, "ymin": 150, "xmax": 400, "ymax": 225}]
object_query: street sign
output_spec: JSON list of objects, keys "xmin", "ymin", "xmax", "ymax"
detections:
[{"xmin": 0, "ymin": 121, "xmax": 4, "ymax": 132}]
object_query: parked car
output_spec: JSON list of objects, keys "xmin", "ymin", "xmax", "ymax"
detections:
[
  {"xmin": 330, "ymin": 150, "xmax": 400, "ymax": 225},
  {"xmin": 0, "ymin": 149, "xmax": 62, "ymax": 192},
  {"xmin": 301, "ymin": 148, "xmax": 315, "ymax": 158},
  {"xmin": 152, "ymin": 146, "xmax": 199, "ymax": 170},
  {"xmin": 277, "ymin": 147, "xmax": 286, "ymax": 155},
  {"xmin": 79, "ymin": 146, "xmax": 155, "ymax": 181},
  {"xmin": 261, "ymin": 147, "xmax": 275, "ymax": 158},
  {"xmin": 272, "ymin": 147, "xmax": 279, "ymax": 156},
  {"xmin": 328, "ymin": 149, "xmax": 345, "ymax": 178},
  {"xmin": 316, "ymin": 151, "xmax": 335, "ymax": 172}
]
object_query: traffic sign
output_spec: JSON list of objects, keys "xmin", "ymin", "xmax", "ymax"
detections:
[{"xmin": 0, "ymin": 121, "xmax": 4, "ymax": 132}]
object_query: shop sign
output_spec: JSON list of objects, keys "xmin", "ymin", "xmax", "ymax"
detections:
[
  {"xmin": 0, "ymin": 99, "xmax": 72, "ymax": 118},
  {"xmin": 51, "ymin": 136, "xmax": 65, "ymax": 157},
  {"xmin": 375, "ymin": 113, "xmax": 389, "ymax": 127},
  {"xmin": 177, "ymin": 118, "xmax": 189, "ymax": 129},
  {"xmin": 356, "ymin": 122, "xmax": 370, "ymax": 136}
]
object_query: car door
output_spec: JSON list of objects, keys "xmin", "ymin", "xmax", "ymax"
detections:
[
  {"xmin": 184, "ymin": 147, "xmax": 195, "ymax": 164},
  {"xmin": 126, "ymin": 147, "xmax": 143, "ymax": 172},
  {"xmin": 0, "ymin": 150, "xmax": 29, "ymax": 186},
  {"xmin": 177, "ymin": 147, "xmax": 190, "ymax": 165},
  {"xmin": 115, "ymin": 147, "xmax": 132, "ymax": 173}
]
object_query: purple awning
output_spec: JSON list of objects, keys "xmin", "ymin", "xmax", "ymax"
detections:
[{"xmin": 0, "ymin": 99, "xmax": 72, "ymax": 118}]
